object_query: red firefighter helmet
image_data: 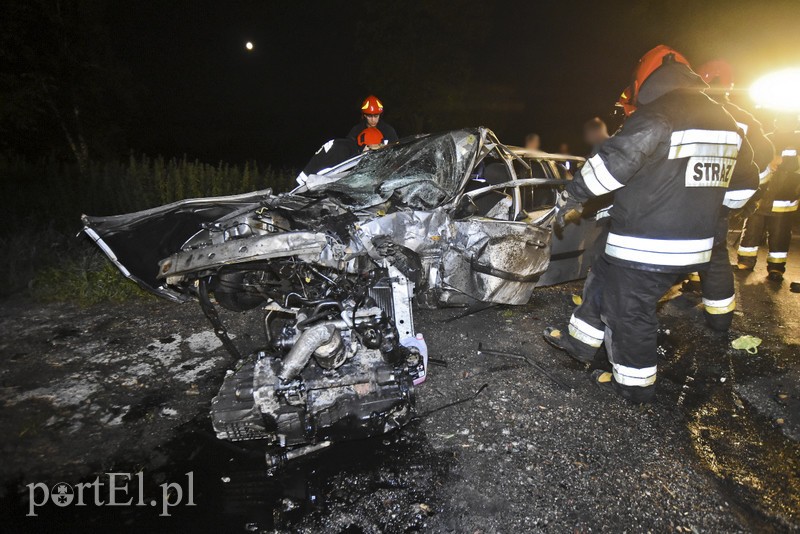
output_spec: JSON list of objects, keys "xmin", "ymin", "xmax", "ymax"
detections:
[
  {"xmin": 697, "ymin": 59, "xmax": 734, "ymax": 91},
  {"xmin": 629, "ymin": 45, "xmax": 692, "ymax": 106},
  {"xmin": 361, "ymin": 95, "xmax": 384, "ymax": 115},
  {"xmin": 357, "ymin": 127, "xmax": 385, "ymax": 146}
]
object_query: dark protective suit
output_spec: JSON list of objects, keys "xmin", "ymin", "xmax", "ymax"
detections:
[
  {"xmin": 346, "ymin": 119, "xmax": 399, "ymax": 146},
  {"xmin": 738, "ymin": 129, "xmax": 800, "ymax": 274},
  {"xmin": 698, "ymin": 101, "xmax": 773, "ymax": 330},
  {"xmin": 563, "ymin": 62, "xmax": 759, "ymax": 402},
  {"xmin": 297, "ymin": 120, "xmax": 400, "ymax": 184}
]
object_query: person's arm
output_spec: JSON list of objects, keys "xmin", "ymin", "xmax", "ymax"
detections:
[
  {"xmin": 566, "ymin": 110, "xmax": 670, "ymax": 203},
  {"xmin": 723, "ymin": 133, "xmax": 759, "ymax": 209},
  {"xmin": 382, "ymin": 123, "xmax": 399, "ymax": 143},
  {"xmin": 346, "ymin": 123, "xmax": 362, "ymax": 143},
  {"xmin": 747, "ymin": 121, "xmax": 775, "ymax": 178}
]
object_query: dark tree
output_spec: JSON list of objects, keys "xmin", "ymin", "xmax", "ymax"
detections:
[{"xmin": 0, "ymin": 0, "xmax": 133, "ymax": 170}]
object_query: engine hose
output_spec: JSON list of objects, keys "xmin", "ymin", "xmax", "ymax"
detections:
[
  {"xmin": 295, "ymin": 301, "xmax": 344, "ymax": 329},
  {"xmin": 278, "ymin": 323, "xmax": 336, "ymax": 382},
  {"xmin": 311, "ymin": 300, "xmax": 344, "ymax": 315},
  {"xmin": 283, "ymin": 292, "xmax": 330, "ymax": 308},
  {"xmin": 198, "ymin": 278, "xmax": 243, "ymax": 361}
]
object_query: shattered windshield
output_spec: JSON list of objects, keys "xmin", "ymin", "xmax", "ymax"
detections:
[{"xmin": 312, "ymin": 129, "xmax": 481, "ymax": 210}]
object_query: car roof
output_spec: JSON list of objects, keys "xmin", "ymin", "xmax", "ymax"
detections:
[{"xmin": 507, "ymin": 146, "xmax": 586, "ymax": 163}]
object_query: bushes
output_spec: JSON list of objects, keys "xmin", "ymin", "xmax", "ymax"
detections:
[
  {"xmin": 30, "ymin": 248, "xmax": 152, "ymax": 306},
  {"xmin": 1, "ymin": 153, "xmax": 295, "ymax": 232},
  {"xmin": 0, "ymin": 153, "xmax": 295, "ymax": 300}
]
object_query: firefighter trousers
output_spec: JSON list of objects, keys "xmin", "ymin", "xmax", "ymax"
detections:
[
  {"xmin": 600, "ymin": 262, "xmax": 677, "ymax": 402},
  {"xmin": 569, "ymin": 252, "xmax": 677, "ymax": 402},
  {"xmin": 698, "ymin": 212, "xmax": 736, "ymax": 331},
  {"xmin": 566, "ymin": 222, "xmax": 609, "ymax": 361},
  {"xmin": 737, "ymin": 213, "xmax": 793, "ymax": 273}
]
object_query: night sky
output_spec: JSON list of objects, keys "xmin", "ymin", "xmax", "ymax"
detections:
[{"xmin": 33, "ymin": 0, "xmax": 800, "ymax": 166}]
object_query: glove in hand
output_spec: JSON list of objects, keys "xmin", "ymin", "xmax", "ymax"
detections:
[{"xmin": 554, "ymin": 190, "xmax": 583, "ymax": 228}]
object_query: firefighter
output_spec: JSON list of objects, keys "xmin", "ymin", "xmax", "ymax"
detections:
[
  {"xmin": 548, "ymin": 90, "xmax": 631, "ymax": 368},
  {"xmin": 689, "ymin": 60, "xmax": 774, "ymax": 330},
  {"xmin": 543, "ymin": 45, "xmax": 759, "ymax": 403},
  {"xmin": 296, "ymin": 95, "xmax": 399, "ymax": 185},
  {"xmin": 737, "ymin": 113, "xmax": 800, "ymax": 280},
  {"xmin": 346, "ymin": 95, "xmax": 399, "ymax": 151}
]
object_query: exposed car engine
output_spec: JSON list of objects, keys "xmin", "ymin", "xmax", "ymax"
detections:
[
  {"xmin": 160, "ymin": 199, "xmax": 426, "ymax": 464},
  {"xmin": 209, "ymin": 264, "xmax": 424, "ymax": 465},
  {"xmin": 82, "ymin": 128, "xmax": 598, "ymax": 464}
]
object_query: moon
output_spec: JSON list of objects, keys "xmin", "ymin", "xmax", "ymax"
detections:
[{"xmin": 245, "ymin": 41, "xmax": 254, "ymax": 51}]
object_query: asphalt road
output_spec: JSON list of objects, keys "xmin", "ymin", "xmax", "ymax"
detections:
[{"xmin": 0, "ymin": 243, "xmax": 798, "ymax": 533}]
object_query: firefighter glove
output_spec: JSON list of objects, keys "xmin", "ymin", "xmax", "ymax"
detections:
[{"xmin": 554, "ymin": 190, "xmax": 583, "ymax": 228}]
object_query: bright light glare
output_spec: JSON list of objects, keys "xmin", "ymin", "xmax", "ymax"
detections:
[
  {"xmin": 750, "ymin": 68, "xmax": 800, "ymax": 112},
  {"xmin": 245, "ymin": 41, "xmax": 254, "ymax": 51}
]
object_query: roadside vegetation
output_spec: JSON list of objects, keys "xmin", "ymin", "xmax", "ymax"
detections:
[{"xmin": 0, "ymin": 154, "xmax": 294, "ymax": 303}]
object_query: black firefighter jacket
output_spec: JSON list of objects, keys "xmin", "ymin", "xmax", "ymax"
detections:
[
  {"xmin": 718, "ymin": 100, "xmax": 774, "ymax": 208},
  {"xmin": 758, "ymin": 129, "xmax": 800, "ymax": 214},
  {"xmin": 566, "ymin": 63, "xmax": 759, "ymax": 274}
]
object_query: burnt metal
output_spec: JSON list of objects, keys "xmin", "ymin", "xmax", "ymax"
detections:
[
  {"xmin": 81, "ymin": 127, "xmax": 599, "ymax": 463},
  {"xmin": 198, "ymin": 277, "xmax": 243, "ymax": 361},
  {"xmin": 477, "ymin": 343, "xmax": 571, "ymax": 391}
]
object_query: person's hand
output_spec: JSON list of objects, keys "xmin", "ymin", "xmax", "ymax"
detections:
[{"xmin": 554, "ymin": 190, "xmax": 583, "ymax": 228}]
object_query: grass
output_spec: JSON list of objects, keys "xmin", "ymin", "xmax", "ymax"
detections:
[
  {"xmin": 30, "ymin": 249, "xmax": 152, "ymax": 306},
  {"xmin": 0, "ymin": 153, "xmax": 296, "ymax": 303}
]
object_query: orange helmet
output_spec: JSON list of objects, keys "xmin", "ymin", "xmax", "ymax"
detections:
[
  {"xmin": 616, "ymin": 85, "xmax": 637, "ymax": 117},
  {"xmin": 697, "ymin": 59, "xmax": 734, "ymax": 91},
  {"xmin": 361, "ymin": 95, "xmax": 384, "ymax": 115},
  {"xmin": 357, "ymin": 127, "xmax": 385, "ymax": 146},
  {"xmin": 629, "ymin": 45, "xmax": 692, "ymax": 106}
]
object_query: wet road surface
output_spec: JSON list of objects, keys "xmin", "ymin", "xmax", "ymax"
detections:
[{"xmin": 0, "ymin": 243, "xmax": 798, "ymax": 532}]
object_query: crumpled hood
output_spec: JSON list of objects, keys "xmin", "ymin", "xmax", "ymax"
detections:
[{"xmin": 638, "ymin": 62, "xmax": 708, "ymax": 106}]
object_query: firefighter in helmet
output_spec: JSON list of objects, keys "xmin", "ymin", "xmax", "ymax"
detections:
[
  {"xmin": 543, "ymin": 45, "xmax": 758, "ymax": 403},
  {"xmin": 737, "ymin": 112, "xmax": 800, "ymax": 281},
  {"xmin": 346, "ymin": 95, "xmax": 399, "ymax": 151},
  {"xmin": 297, "ymin": 95, "xmax": 400, "ymax": 185},
  {"xmin": 680, "ymin": 59, "xmax": 774, "ymax": 330}
]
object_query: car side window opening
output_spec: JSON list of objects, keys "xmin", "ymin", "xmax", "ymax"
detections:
[
  {"xmin": 553, "ymin": 161, "xmax": 574, "ymax": 180},
  {"xmin": 521, "ymin": 160, "xmax": 560, "ymax": 213},
  {"xmin": 465, "ymin": 160, "xmax": 516, "ymax": 219}
]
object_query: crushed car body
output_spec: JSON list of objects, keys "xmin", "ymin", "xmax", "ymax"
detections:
[{"xmin": 82, "ymin": 127, "xmax": 606, "ymax": 463}]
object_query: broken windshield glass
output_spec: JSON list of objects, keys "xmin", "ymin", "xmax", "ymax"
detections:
[{"xmin": 311, "ymin": 129, "xmax": 481, "ymax": 210}]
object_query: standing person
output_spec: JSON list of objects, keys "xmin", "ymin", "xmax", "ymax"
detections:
[
  {"xmin": 583, "ymin": 117, "xmax": 610, "ymax": 153},
  {"xmin": 543, "ymin": 45, "xmax": 758, "ymax": 403},
  {"xmin": 687, "ymin": 60, "xmax": 774, "ymax": 330},
  {"xmin": 524, "ymin": 133, "xmax": 541, "ymax": 150},
  {"xmin": 297, "ymin": 95, "xmax": 399, "ymax": 184},
  {"xmin": 346, "ymin": 95, "xmax": 399, "ymax": 151},
  {"xmin": 544, "ymin": 96, "xmax": 631, "ymax": 370},
  {"xmin": 737, "ymin": 114, "xmax": 800, "ymax": 281}
]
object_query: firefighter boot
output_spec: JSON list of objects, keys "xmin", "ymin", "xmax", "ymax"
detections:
[
  {"xmin": 592, "ymin": 370, "xmax": 655, "ymax": 404},
  {"xmin": 736, "ymin": 254, "xmax": 757, "ymax": 271},
  {"xmin": 543, "ymin": 327, "xmax": 597, "ymax": 364},
  {"xmin": 767, "ymin": 257, "xmax": 786, "ymax": 281},
  {"xmin": 681, "ymin": 272, "xmax": 702, "ymax": 293}
]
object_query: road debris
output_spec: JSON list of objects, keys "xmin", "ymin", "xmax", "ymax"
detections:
[{"xmin": 476, "ymin": 343, "xmax": 571, "ymax": 391}]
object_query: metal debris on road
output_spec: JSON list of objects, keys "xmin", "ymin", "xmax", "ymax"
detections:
[{"xmin": 477, "ymin": 343, "xmax": 571, "ymax": 391}]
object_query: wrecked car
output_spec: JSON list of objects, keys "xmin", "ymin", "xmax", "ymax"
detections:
[{"xmin": 82, "ymin": 127, "xmax": 605, "ymax": 463}]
